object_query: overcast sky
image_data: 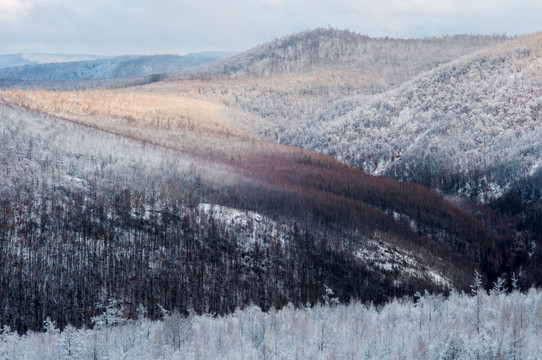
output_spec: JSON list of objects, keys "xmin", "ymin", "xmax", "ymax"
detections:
[{"xmin": 1, "ymin": 0, "xmax": 541, "ymax": 55}]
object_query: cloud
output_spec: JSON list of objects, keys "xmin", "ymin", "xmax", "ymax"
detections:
[
  {"xmin": 259, "ymin": 0, "xmax": 286, "ymax": 6},
  {"xmin": 0, "ymin": 0, "xmax": 541, "ymax": 55},
  {"xmin": 356, "ymin": 0, "xmax": 455, "ymax": 16},
  {"xmin": 0, "ymin": 0, "xmax": 34, "ymax": 21}
]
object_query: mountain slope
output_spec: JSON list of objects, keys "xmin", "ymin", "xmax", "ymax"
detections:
[
  {"xmin": 146, "ymin": 30, "xmax": 509, "ymax": 143},
  {"xmin": 290, "ymin": 33, "xmax": 542, "ymax": 202},
  {"xmin": 0, "ymin": 86, "xmax": 503, "ymax": 332}
]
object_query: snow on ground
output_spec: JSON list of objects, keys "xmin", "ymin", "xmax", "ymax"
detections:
[
  {"xmin": 355, "ymin": 237, "xmax": 451, "ymax": 288},
  {"xmin": 63, "ymin": 174, "xmax": 88, "ymax": 190},
  {"xmin": 426, "ymin": 270, "xmax": 450, "ymax": 287},
  {"xmin": 197, "ymin": 203, "xmax": 289, "ymax": 248},
  {"xmin": 198, "ymin": 203, "xmax": 266, "ymax": 229},
  {"xmin": 199, "ymin": 203, "xmax": 452, "ymax": 288},
  {"xmin": 529, "ymin": 158, "xmax": 542, "ymax": 176}
]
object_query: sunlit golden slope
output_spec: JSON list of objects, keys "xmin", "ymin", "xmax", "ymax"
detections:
[
  {"xmin": 0, "ymin": 89, "xmax": 245, "ymax": 136},
  {"xmin": 0, "ymin": 88, "xmax": 271, "ymax": 165}
]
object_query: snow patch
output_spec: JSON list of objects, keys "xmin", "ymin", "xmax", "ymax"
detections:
[
  {"xmin": 355, "ymin": 238, "xmax": 451, "ymax": 288},
  {"xmin": 529, "ymin": 158, "xmax": 542, "ymax": 176},
  {"xmin": 63, "ymin": 174, "xmax": 88, "ymax": 190},
  {"xmin": 199, "ymin": 203, "xmax": 265, "ymax": 228},
  {"xmin": 427, "ymin": 270, "xmax": 451, "ymax": 287},
  {"xmin": 197, "ymin": 203, "xmax": 288, "ymax": 248}
]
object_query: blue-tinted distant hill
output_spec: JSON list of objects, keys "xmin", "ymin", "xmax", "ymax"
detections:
[{"xmin": 0, "ymin": 52, "xmax": 235, "ymax": 89}]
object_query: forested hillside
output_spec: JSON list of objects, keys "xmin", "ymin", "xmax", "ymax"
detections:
[
  {"xmin": 291, "ymin": 33, "xmax": 542, "ymax": 201},
  {"xmin": 0, "ymin": 84, "xmax": 504, "ymax": 333}
]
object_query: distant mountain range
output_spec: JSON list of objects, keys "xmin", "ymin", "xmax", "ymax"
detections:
[{"xmin": 0, "ymin": 51, "xmax": 235, "ymax": 89}]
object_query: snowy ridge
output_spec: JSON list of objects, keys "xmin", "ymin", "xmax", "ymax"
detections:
[{"xmin": 189, "ymin": 29, "xmax": 507, "ymax": 79}]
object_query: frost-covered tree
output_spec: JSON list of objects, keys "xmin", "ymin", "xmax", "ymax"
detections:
[{"xmin": 5, "ymin": 289, "xmax": 542, "ymax": 359}]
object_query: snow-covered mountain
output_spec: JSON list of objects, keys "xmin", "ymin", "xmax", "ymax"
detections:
[
  {"xmin": 290, "ymin": 33, "xmax": 542, "ymax": 202},
  {"xmin": 2, "ymin": 27, "xmax": 541, "ymax": 336}
]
